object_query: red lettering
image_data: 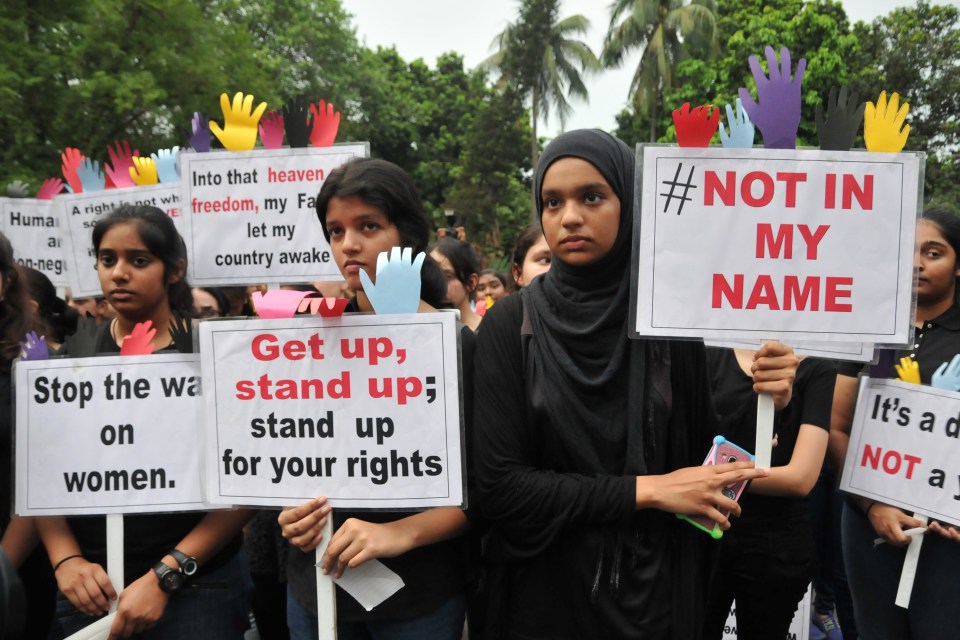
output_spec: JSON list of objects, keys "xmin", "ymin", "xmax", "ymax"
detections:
[
  {"xmin": 746, "ymin": 275, "xmax": 780, "ymax": 310},
  {"xmin": 797, "ymin": 224, "xmax": 830, "ymax": 260},
  {"xmin": 756, "ymin": 223, "xmax": 793, "ymax": 259},
  {"xmin": 783, "ymin": 276, "xmax": 819, "ymax": 310},
  {"xmin": 903, "ymin": 454, "xmax": 922, "ymax": 479},
  {"xmin": 843, "ymin": 174, "xmax": 874, "ymax": 210},
  {"xmin": 861, "ymin": 443, "xmax": 882, "ymax": 469},
  {"xmin": 824, "ymin": 173, "xmax": 837, "ymax": 209},
  {"xmin": 776, "ymin": 172, "xmax": 807, "ymax": 208},
  {"xmin": 252, "ymin": 334, "xmax": 278, "ymax": 361},
  {"xmin": 704, "ymin": 171, "xmax": 735, "ymax": 206},
  {"xmin": 712, "ymin": 273, "xmax": 743, "ymax": 308},
  {"xmin": 825, "ymin": 277, "xmax": 853, "ymax": 312},
  {"xmin": 741, "ymin": 171, "xmax": 774, "ymax": 207}
]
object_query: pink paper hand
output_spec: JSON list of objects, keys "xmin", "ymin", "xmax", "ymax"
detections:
[
  {"xmin": 120, "ymin": 321, "xmax": 157, "ymax": 356},
  {"xmin": 297, "ymin": 296, "xmax": 348, "ymax": 317},
  {"xmin": 105, "ymin": 140, "xmax": 140, "ymax": 188},
  {"xmin": 259, "ymin": 111, "xmax": 286, "ymax": 149},
  {"xmin": 309, "ymin": 99, "xmax": 341, "ymax": 147},
  {"xmin": 251, "ymin": 290, "xmax": 310, "ymax": 319},
  {"xmin": 36, "ymin": 178, "xmax": 64, "ymax": 200}
]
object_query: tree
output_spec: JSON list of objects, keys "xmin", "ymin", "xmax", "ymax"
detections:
[
  {"xmin": 484, "ymin": 0, "xmax": 600, "ymax": 167},
  {"xmin": 602, "ymin": 0, "xmax": 718, "ymax": 142}
]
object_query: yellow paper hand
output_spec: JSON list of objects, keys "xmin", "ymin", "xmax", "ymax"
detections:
[
  {"xmin": 210, "ymin": 92, "xmax": 268, "ymax": 151},
  {"xmin": 129, "ymin": 156, "xmax": 158, "ymax": 186},
  {"xmin": 894, "ymin": 356, "xmax": 921, "ymax": 384},
  {"xmin": 864, "ymin": 91, "xmax": 910, "ymax": 153}
]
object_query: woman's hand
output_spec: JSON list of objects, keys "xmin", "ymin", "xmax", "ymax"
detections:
[
  {"xmin": 56, "ymin": 557, "xmax": 116, "ymax": 615},
  {"xmin": 637, "ymin": 461, "xmax": 770, "ymax": 530},
  {"xmin": 322, "ymin": 518, "xmax": 413, "ymax": 579},
  {"xmin": 927, "ymin": 520, "xmax": 960, "ymax": 544},
  {"xmin": 751, "ymin": 342, "xmax": 800, "ymax": 410},
  {"xmin": 278, "ymin": 497, "xmax": 330, "ymax": 552},
  {"xmin": 868, "ymin": 503, "xmax": 926, "ymax": 546},
  {"xmin": 108, "ymin": 571, "xmax": 170, "ymax": 638}
]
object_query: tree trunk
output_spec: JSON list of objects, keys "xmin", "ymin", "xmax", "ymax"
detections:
[
  {"xmin": 648, "ymin": 85, "xmax": 660, "ymax": 143},
  {"xmin": 530, "ymin": 86, "xmax": 540, "ymax": 222}
]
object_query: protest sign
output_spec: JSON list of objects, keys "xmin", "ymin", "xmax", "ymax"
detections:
[
  {"xmin": 722, "ymin": 585, "xmax": 810, "ymax": 640},
  {"xmin": 705, "ymin": 338, "xmax": 876, "ymax": 363},
  {"xmin": 633, "ymin": 147, "xmax": 922, "ymax": 345},
  {"xmin": 0, "ymin": 197, "xmax": 69, "ymax": 287},
  {"xmin": 200, "ymin": 312, "xmax": 464, "ymax": 508},
  {"xmin": 14, "ymin": 354, "xmax": 209, "ymax": 516},
  {"xmin": 179, "ymin": 144, "xmax": 367, "ymax": 286},
  {"xmin": 58, "ymin": 184, "xmax": 183, "ymax": 297},
  {"xmin": 840, "ymin": 377, "xmax": 960, "ymax": 526}
]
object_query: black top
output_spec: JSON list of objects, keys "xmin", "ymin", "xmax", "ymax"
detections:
[
  {"xmin": 475, "ymin": 293, "xmax": 717, "ymax": 640},
  {"xmin": 707, "ymin": 348, "xmax": 835, "ymax": 523},
  {"xmin": 63, "ymin": 323, "xmax": 240, "ymax": 586},
  {"xmin": 286, "ymin": 304, "xmax": 479, "ymax": 622},
  {"xmin": 1, "ymin": 361, "xmax": 12, "ymax": 531}
]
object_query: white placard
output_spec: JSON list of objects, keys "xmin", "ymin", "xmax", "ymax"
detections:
[
  {"xmin": 179, "ymin": 145, "xmax": 367, "ymax": 286},
  {"xmin": 722, "ymin": 584, "xmax": 811, "ymax": 640},
  {"xmin": 58, "ymin": 184, "xmax": 184, "ymax": 297},
  {"xmin": 634, "ymin": 147, "xmax": 922, "ymax": 344},
  {"xmin": 200, "ymin": 313, "xmax": 464, "ymax": 509},
  {"xmin": 840, "ymin": 377, "xmax": 960, "ymax": 526},
  {"xmin": 14, "ymin": 354, "xmax": 210, "ymax": 515},
  {"xmin": 705, "ymin": 338, "xmax": 876, "ymax": 363},
  {"xmin": 0, "ymin": 198, "xmax": 69, "ymax": 287}
]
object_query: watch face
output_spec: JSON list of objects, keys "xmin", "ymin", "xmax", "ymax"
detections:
[
  {"xmin": 180, "ymin": 558, "xmax": 198, "ymax": 576},
  {"xmin": 161, "ymin": 569, "xmax": 184, "ymax": 592}
]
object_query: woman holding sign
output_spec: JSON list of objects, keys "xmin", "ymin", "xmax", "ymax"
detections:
[
  {"xmin": 835, "ymin": 208, "xmax": 960, "ymax": 640},
  {"xmin": 279, "ymin": 157, "xmax": 477, "ymax": 640},
  {"xmin": 39, "ymin": 205, "xmax": 252, "ymax": 639},
  {"xmin": 472, "ymin": 129, "xmax": 773, "ymax": 640}
]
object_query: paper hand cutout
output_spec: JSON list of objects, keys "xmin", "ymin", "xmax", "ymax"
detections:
[
  {"xmin": 120, "ymin": 321, "xmax": 156, "ymax": 356},
  {"xmin": 77, "ymin": 158, "xmax": 106, "ymax": 192},
  {"xmin": 739, "ymin": 46, "xmax": 807, "ymax": 149},
  {"xmin": 476, "ymin": 298, "xmax": 488, "ymax": 317},
  {"xmin": 152, "ymin": 147, "xmax": 180, "ymax": 183},
  {"xmin": 259, "ymin": 111, "xmax": 285, "ymax": 149},
  {"xmin": 5, "ymin": 180, "xmax": 29, "ymax": 198},
  {"xmin": 19, "ymin": 331, "xmax": 48, "ymax": 361},
  {"xmin": 210, "ymin": 92, "xmax": 268, "ymax": 152},
  {"xmin": 864, "ymin": 91, "xmax": 910, "ymax": 153},
  {"xmin": 816, "ymin": 86, "xmax": 866, "ymax": 152},
  {"xmin": 61, "ymin": 147, "xmax": 86, "ymax": 194},
  {"xmin": 895, "ymin": 356, "xmax": 921, "ymax": 384},
  {"xmin": 719, "ymin": 98, "xmax": 756, "ymax": 149},
  {"xmin": 932, "ymin": 355, "xmax": 960, "ymax": 391},
  {"xmin": 251, "ymin": 289, "xmax": 310, "ymax": 319},
  {"xmin": 62, "ymin": 316, "xmax": 100, "ymax": 357},
  {"xmin": 359, "ymin": 247, "xmax": 425, "ymax": 315},
  {"xmin": 309, "ymin": 99, "xmax": 341, "ymax": 147},
  {"xmin": 36, "ymin": 177, "xmax": 64, "ymax": 200},
  {"xmin": 672, "ymin": 103, "xmax": 720, "ymax": 147},
  {"xmin": 105, "ymin": 140, "xmax": 139, "ymax": 188},
  {"xmin": 129, "ymin": 156, "xmax": 159, "ymax": 186},
  {"xmin": 282, "ymin": 97, "xmax": 312, "ymax": 148},
  {"xmin": 297, "ymin": 296, "xmax": 349, "ymax": 317},
  {"xmin": 169, "ymin": 312, "xmax": 194, "ymax": 354},
  {"xmin": 189, "ymin": 112, "xmax": 211, "ymax": 152}
]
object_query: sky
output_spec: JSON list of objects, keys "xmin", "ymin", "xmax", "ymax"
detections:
[{"xmin": 341, "ymin": 0, "xmax": 959, "ymax": 138}]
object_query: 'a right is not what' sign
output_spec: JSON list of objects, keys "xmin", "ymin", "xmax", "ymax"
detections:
[{"xmin": 633, "ymin": 147, "xmax": 923, "ymax": 345}]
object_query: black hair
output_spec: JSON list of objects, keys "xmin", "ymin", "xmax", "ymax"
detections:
[
  {"xmin": 428, "ymin": 237, "xmax": 481, "ymax": 294},
  {"xmin": 921, "ymin": 207, "xmax": 960, "ymax": 298},
  {"xmin": 22, "ymin": 266, "xmax": 78, "ymax": 344},
  {"xmin": 0, "ymin": 233, "xmax": 39, "ymax": 361},
  {"xmin": 479, "ymin": 268, "xmax": 510, "ymax": 290},
  {"xmin": 420, "ymin": 257, "xmax": 450, "ymax": 309},
  {"xmin": 92, "ymin": 204, "xmax": 193, "ymax": 317},
  {"xmin": 315, "ymin": 157, "xmax": 430, "ymax": 253},
  {"xmin": 511, "ymin": 224, "xmax": 546, "ymax": 286},
  {"xmin": 194, "ymin": 287, "xmax": 230, "ymax": 318}
]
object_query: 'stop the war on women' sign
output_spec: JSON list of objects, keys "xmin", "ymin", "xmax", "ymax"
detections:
[{"xmin": 633, "ymin": 147, "xmax": 923, "ymax": 345}]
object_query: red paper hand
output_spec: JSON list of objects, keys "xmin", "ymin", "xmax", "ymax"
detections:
[
  {"xmin": 36, "ymin": 178, "xmax": 64, "ymax": 200},
  {"xmin": 297, "ymin": 296, "xmax": 348, "ymax": 317},
  {"xmin": 309, "ymin": 99, "xmax": 341, "ymax": 147},
  {"xmin": 60, "ymin": 148, "xmax": 85, "ymax": 194},
  {"xmin": 105, "ymin": 140, "xmax": 140, "ymax": 188},
  {"xmin": 672, "ymin": 103, "xmax": 720, "ymax": 147},
  {"xmin": 119, "ymin": 321, "xmax": 156, "ymax": 356}
]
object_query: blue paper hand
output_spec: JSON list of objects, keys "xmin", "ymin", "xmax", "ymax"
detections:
[
  {"xmin": 152, "ymin": 146, "xmax": 180, "ymax": 183},
  {"xmin": 19, "ymin": 331, "xmax": 48, "ymax": 360},
  {"xmin": 77, "ymin": 158, "xmax": 105, "ymax": 192},
  {"xmin": 738, "ymin": 46, "xmax": 806, "ymax": 149},
  {"xmin": 932, "ymin": 354, "xmax": 960, "ymax": 392},
  {"xmin": 719, "ymin": 98, "xmax": 755, "ymax": 148},
  {"xmin": 358, "ymin": 247, "xmax": 426, "ymax": 315},
  {"xmin": 189, "ymin": 112, "xmax": 211, "ymax": 152}
]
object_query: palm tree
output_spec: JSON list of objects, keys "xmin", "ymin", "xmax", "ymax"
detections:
[
  {"xmin": 485, "ymin": 0, "xmax": 600, "ymax": 168},
  {"xmin": 602, "ymin": 0, "xmax": 718, "ymax": 142}
]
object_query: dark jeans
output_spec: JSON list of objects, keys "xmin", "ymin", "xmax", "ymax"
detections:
[
  {"xmin": 703, "ymin": 515, "xmax": 814, "ymax": 640},
  {"xmin": 49, "ymin": 549, "xmax": 251, "ymax": 639},
  {"xmin": 842, "ymin": 503, "xmax": 960, "ymax": 640}
]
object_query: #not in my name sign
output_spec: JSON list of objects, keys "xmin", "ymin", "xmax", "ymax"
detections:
[{"xmin": 200, "ymin": 312, "xmax": 465, "ymax": 509}]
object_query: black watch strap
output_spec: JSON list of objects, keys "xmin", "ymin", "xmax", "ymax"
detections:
[
  {"xmin": 152, "ymin": 561, "xmax": 184, "ymax": 593},
  {"xmin": 168, "ymin": 549, "xmax": 199, "ymax": 576}
]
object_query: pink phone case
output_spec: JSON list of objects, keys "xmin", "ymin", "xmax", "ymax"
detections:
[{"xmin": 677, "ymin": 436, "xmax": 754, "ymax": 539}]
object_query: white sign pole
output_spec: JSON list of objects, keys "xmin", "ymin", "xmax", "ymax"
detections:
[
  {"xmin": 315, "ymin": 518, "xmax": 337, "ymax": 640},
  {"xmin": 105, "ymin": 514, "xmax": 123, "ymax": 612},
  {"xmin": 754, "ymin": 393, "xmax": 775, "ymax": 469},
  {"xmin": 895, "ymin": 513, "xmax": 928, "ymax": 608}
]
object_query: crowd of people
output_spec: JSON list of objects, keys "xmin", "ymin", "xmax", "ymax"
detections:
[{"xmin": 0, "ymin": 128, "xmax": 957, "ymax": 640}]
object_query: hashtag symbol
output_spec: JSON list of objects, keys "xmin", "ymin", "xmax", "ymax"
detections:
[{"xmin": 660, "ymin": 163, "xmax": 698, "ymax": 215}]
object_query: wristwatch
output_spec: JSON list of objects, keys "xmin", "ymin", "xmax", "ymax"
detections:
[
  {"xmin": 168, "ymin": 548, "xmax": 199, "ymax": 577},
  {"xmin": 152, "ymin": 561, "xmax": 186, "ymax": 593}
]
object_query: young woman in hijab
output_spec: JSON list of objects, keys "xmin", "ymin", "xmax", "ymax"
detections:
[{"xmin": 473, "ymin": 130, "xmax": 777, "ymax": 640}]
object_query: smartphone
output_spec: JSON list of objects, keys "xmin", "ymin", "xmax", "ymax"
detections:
[{"xmin": 676, "ymin": 435, "xmax": 754, "ymax": 539}]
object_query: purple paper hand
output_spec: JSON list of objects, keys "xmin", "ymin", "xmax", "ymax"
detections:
[
  {"xmin": 120, "ymin": 321, "xmax": 157, "ymax": 356},
  {"xmin": 738, "ymin": 46, "xmax": 807, "ymax": 149},
  {"xmin": 105, "ymin": 140, "xmax": 139, "ymax": 188},
  {"xmin": 259, "ymin": 111, "xmax": 285, "ymax": 149},
  {"xmin": 19, "ymin": 331, "xmax": 48, "ymax": 361},
  {"xmin": 36, "ymin": 178, "xmax": 64, "ymax": 200},
  {"xmin": 189, "ymin": 111, "xmax": 211, "ymax": 152}
]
